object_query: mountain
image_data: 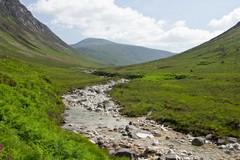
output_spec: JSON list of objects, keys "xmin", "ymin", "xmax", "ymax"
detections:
[
  {"xmin": 0, "ymin": 0, "xmax": 100, "ymax": 67},
  {"xmin": 71, "ymin": 38, "xmax": 175, "ymax": 66},
  {"xmin": 102, "ymin": 22, "xmax": 240, "ymax": 138},
  {"xmin": 76, "ymin": 38, "xmax": 115, "ymax": 46}
]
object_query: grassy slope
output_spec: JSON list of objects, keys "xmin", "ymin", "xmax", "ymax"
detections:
[
  {"xmin": 102, "ymin": 23, "xmax": 240, "ymax": 138},
  {"xmin": 0, "ymin": 56, "xmax": 114, "ymax": 159},
  {"xmin": 0, "ymin": 14, "xmax": 127, "ymax": 160},
  {"xmin": 0, "ymin": 16, "xmax": 103, "ymax": 68}
]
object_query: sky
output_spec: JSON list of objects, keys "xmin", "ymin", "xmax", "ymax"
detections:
[{"xmin": 20, "ymin": 0, "xmax": 240, "ymax": 53}]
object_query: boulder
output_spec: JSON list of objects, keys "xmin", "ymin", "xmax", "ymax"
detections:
[
  {"xmin": 152, "ymin": 140, "xmax": 160, "ymax": 146},
  {"xmin": 233, "ymin": 143, "xmax": 240, "ymax": 150},
  {"xmin": 121, "ymin": 131, "xmax": 128, "ymax": 136},
  {"xmin": 191, "ymin": 137, "xmax": 205, "ymax": 146},
  {"xmin": 226, "ymin": 144, "xmax": 234, "ymax": 151},
  {"xmin": 217, "ymin": 139, "xmax": 225, "ymax": 145},
  {"xmin": 165, "ymin": 154, "xmax": 181, "ymax": 160},
  {"xmin": 96, "ymin": 139, "xmax": 104, "ymax": 146},
  {"xmin": 95, "ymin": 108, "xmax": 103, "ymax": 112},
  {"xmin": 205, "ymin": 134, "xmax": 212, "ymax": 140},
  {"xmin": 144, "ymin": 147, "xmax": 157, "ymax": 155},
  {"xmin": 218, "ymin": 145, "xmax": 226, "ymax": 149},
  {"xmin": 115, "ymin": 148, "xmax": 137, "ymax": 160},
  {"xmin": 125, "ymin": 125, "xmax": 130, "ymax": 132},
  {"xmin": 226, "ymin": 137, "xmax": 238, "ymax": 143}
]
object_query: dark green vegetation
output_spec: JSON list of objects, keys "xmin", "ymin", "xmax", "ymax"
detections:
[
  {"xmin": 103, "ymin": 22, "xmax": 240, "ymax": 139},
  {"xmin": 71, "ymin": 38, "xmax": 174, "ymax": 66}
]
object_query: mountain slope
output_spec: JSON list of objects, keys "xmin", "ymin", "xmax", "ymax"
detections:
[
  {"xmin": 0, "ymin": 0, "xmax": 101, "ymax": 67},
  {"xmin": 0, "ymin": 1, "xmax": 112, "ymax": 159},
  {"xmin": 71, "ymin": 38, "xmax": 175, "ymax": 66},
  {"xmin": 102, "ymin": 23, "xmax": 240, "ymax": 138}
]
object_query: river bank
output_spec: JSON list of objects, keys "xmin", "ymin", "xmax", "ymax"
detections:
[{"xmin": 62, "ymin": 79, "xmax": 240, "ymax": 160}]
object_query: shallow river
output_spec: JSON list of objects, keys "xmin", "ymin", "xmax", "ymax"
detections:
[{"xmin": 62, "ymin": 79, "xmax": 240, "ymax": 160}]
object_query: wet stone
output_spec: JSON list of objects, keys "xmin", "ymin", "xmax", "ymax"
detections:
[
  {"xmin": 217, "ymin": 139, "xmax": 225, "ymax": 146},
  {"xmin": 115, "ymin": 148, "xmax": 137, "ymax": 160},
  {"xmin": 192, "ymin": 137, "xmax": 205, "ymax": 146},
  {"xmin": 165, "ymin": 150, "xmax": 181, "ymax": 160},
  {"xmin": 226, "ymin": 137, "xmax": 238, "ymax": 144}
]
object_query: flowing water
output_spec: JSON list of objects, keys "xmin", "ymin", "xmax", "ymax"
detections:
[{"xmin": 62, "ymin": 79, "xmax": 240, "ymax": 160}]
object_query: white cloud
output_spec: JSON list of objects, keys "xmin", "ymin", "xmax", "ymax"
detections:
[
  {"xmin": 209, "ymin": 7, "xmax": 240, "ymax": 30},
  {"xmin": 29, "ymin": 0, "xmax": 223, "ymax": 52},
  {"xmin": 174, "ymin": 20, "xmax": 186, "ymax": 27}
]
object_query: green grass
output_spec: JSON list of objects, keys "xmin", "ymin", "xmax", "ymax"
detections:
[
  {"xmin": 0, "ymin": 57, "xmax": 116, "ymax": 159},
  {"xmin": 102, "ymin": 23, "xmax": 240, "ymax": 139}
]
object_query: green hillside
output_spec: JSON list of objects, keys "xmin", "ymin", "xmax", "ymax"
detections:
[
  {"xmin": 0, "ymin": 1, "xmax": 102, "ymax": 68},
  {"xmin": 71, "ymin": 38, "xmax": 174, "ymax": 66},
  {"xmin": 101, "ymin": 22, "xmax": 240, "ymax": 138},
  {"xmin": 0, "ymin": 0, "xmax": 118, "ymax": 159},
  {"xmin": 0, "ymin": 57, "xmax": 111, "ymax": 159}
]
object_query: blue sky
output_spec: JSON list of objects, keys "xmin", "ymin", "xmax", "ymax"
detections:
[{"xmin": 20, "ymin": 0, "xmax": 240, "ymax": 52}]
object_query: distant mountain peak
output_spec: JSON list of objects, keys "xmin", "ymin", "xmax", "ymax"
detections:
[
  {"xmin": 71, "ymin": 38, "xmax": 174, "ymax": 66},
  {"xmin": 74, "ymin": 38, "xmax": 116, "ymax": 46}
]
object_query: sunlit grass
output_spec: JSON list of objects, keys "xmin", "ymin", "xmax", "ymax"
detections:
[
  {"xmin": 0, "ymin": 58, "xmax": 113, "ymax": 159},
  {"xmin": 104, "ymin": 24, "xmax": 240, "ymax": 139}
]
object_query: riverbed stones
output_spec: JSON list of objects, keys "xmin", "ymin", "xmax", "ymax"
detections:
[
  {"xmin": 191, "ymin": 137, "xmax": 205, "ymax": 146},
  {"xmin": 62, "ymin": 79, "xmax": 239, "ymax": 160},
  {"xmin": 233, "ymin": 143, "xmax": 240, "ymax": 150},
  {"xmin": 205, "ymin": 134, "xmax": 212, "ymax": 140},
  {"xmin": 152, "ymin": 140, "xmax": 160, "ymax": 146},
  {"xmin": 115, "ymin": 148, "xmax": 137, "ymax": 160},
  {"xmin": 217, "ymin": 139, "xmax": 225, "ymax": 145},
  {"xmin": 165, "ymin": 150, "xmax": 181, "ymax": 160},
  {"xmin": 152, "ymin": 130, "xmax": 161, "ymax": 137},
  {"xmin": 226, "ymin": 137, "xmax": 238, "ymax": 143}
]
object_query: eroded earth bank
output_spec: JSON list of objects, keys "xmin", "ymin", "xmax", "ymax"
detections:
[{"xmin": 62, "ymin": 80, "xmax": 240, "ymax": 160}]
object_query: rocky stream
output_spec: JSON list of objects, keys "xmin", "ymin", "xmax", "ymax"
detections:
[{"xmin": 62, "ymin": 79, "xmax": 240, "ymax": 160}]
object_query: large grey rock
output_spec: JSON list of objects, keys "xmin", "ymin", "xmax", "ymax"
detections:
[
  {"xmin": 233, "ymin": 143, "xmax": 240, "ymax": 150},
  {"xmin": 165, "ymin": 153, "xmax": 181, "ymax": 160},
  {"xmin": 226, "ymin": 144, "xmax": 235, "ymax": 151},
  {"xmin": 115, "ymin": 148, "xmax": 137, "ymax": 160},
  {"xmin": 218, "ymin": 145, "xmax": 226, "ymax": 149},
  {"xmin": 217, "ymin": 139, "xmax": 225, "ymax": 145},
  {"xmin": 226, "ymin": 137, "xmax": 238, "ymax": 143},
  {"xmin": 205, "ymin": 134, "xmax": 212, "ymax": 140},
  {"xmin": 191, "ymin": 137, "xmax": 205, "ymax": 146}
]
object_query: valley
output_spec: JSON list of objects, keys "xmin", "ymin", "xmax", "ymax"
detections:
[
  {"xmin": 100, "ymin": 22, "xmax": 240, "ymax": 140},
  {"xmin": 0, "ymin": 0, "xmax": 239, "ymax": 159}
]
